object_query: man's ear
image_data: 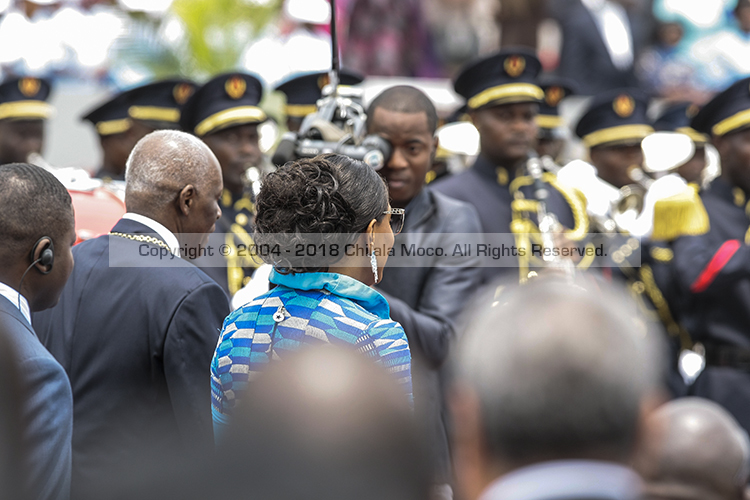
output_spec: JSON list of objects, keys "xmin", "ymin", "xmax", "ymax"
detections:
[
  {"xmin": 31, "ymin": 236, "xmax": 54, "ymax": 275},
  {"xmin": 432, "ymin": 135, "xmax": 440, "ymax": 159},
  {"xmin": 178, "ymin": 184, "xmax": 196, "ymax": 216},
  {"xmin": 449, "ymin": 384, "xmax": 493, "ymax": 500}
]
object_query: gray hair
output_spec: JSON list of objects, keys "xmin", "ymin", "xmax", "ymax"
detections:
[
  {"xmin": 124, "ymin": 130, "xmax": 216, "ymax": 209},
  {"xmin": 454, "ymin": 279, "xmax": 664, "ymax": 462}
]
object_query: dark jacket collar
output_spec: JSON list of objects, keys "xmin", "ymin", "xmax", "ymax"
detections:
[
  {"xmin": 0, "ymin": 294, "xmax": 34, "ymax": 332},
  {"xmin": 403, "ymin": 187, "xmax": 434, "ymax": 231}
]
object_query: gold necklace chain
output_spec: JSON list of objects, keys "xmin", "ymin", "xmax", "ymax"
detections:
[{"xmin": 109, "ymin": 232, "xmax": 172, "ymax": 252}]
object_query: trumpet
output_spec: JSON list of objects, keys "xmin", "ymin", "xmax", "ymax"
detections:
[
  {"xmin": 524, "ymin": 153, "xmax": 575, "ymax": 281},
  {"xmin": 610, "ymin": 165, "xmax": 654, "ymax": 229}
]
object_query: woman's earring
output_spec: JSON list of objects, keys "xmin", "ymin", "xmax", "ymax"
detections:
[{"xmin": 370, "ymin": 248, "xmax": 379, "ymax": 284}]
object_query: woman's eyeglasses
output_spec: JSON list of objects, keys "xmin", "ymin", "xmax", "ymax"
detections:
[{"xmin": 384, "ymin": 208, "xmax": 405, "ymax": 235}]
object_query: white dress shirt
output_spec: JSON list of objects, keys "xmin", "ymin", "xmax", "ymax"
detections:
[
  {"xmin": 0, "ymin": 281, "xmax": 31, "ymax": 324},
  {"xmin": 121, "ymin": 212, "xmax": 181, "ymax": 258},
  {"xmin": 582, "ymin": 0, "xmax": 634, "ymax": 70}
]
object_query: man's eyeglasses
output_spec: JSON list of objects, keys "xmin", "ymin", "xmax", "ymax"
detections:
[{"xmin": 384, "ymin": 208, "xmax": 405, "ymax": 235}]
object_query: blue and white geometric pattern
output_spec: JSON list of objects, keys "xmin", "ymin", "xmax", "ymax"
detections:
[{"xmin": 211, "ymin": 275, "xmax": 412, "ymax": 425}]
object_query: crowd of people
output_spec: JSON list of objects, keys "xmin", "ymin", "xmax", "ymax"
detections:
[{"xmin": 4, "ymin": 2, "xmax": 750, "ymax": 500}]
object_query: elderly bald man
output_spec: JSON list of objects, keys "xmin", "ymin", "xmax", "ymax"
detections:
[
  {"xmin": 33, "ymin": 130, "xmax": 230, "ymax": 500},
  {"xmin": 634, "ymin": 397, "xmax": 750, "ymax": 500},
  {"xmin": 450, "ymin": 279, "xmax": 666, "ymax": 500}
]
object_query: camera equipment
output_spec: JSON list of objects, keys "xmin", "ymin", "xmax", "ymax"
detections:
[{"xmin": 271, "ymin": 0, "xmax": 391, "ymax": 169}]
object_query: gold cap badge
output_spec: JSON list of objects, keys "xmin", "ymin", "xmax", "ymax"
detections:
[
  {"xmin": 504, "ymin": 56, "xmax": 526, "ymax": 78},
  {"xmin": 173, "ymin": 83, "xmax": 194, "ymax": 105},
  {"xmin": 19, "ymin": 78, "xmax": 40, "ymax": 98},
  {"xmin": 545, "ymin": 86, "xmax": 565, "ymax": 107},
  {"xmin": 225, "ymin": 76, "xmax": 247, "ymax": 100},
  {"xmin": 613, "ymin": 94, "xmax": 635, "ymax": 118}
]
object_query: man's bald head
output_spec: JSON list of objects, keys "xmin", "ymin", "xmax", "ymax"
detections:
[
  {"xmin": 634, "ymin": 398, "xmax": 750, "ymax": 500},
  {"xmin": 125, "ymin": 130, "xmax": 220, "ymax": 215}
]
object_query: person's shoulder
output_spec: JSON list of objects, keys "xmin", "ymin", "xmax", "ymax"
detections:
[
  {"xmin": 430, "ymin": 169, "xmax": 484, "ymax": 200},
  {"xmin": 0, "ymin": 304, "xmax": 44, "ymax": 361},
  {"xmin": 0, "ymin": 310, "xmax": 68, "ymax": 385},
  {"xmin": 366, "ymin": 317, "xmax": 406, "ymax": 336},
  {"xmin": 429, "ymin": 189, "xmax": 482, "ymax": 229}
]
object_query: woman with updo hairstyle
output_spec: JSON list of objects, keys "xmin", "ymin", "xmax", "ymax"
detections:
[{"xmin": 210, "ymin": 154, "xmax": 412, "ymax": 435}]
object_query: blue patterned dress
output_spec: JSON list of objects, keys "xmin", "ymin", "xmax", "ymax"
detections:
[{"xmin": 210, "ymin": 270, "xmax": 413, "ymax": 434}]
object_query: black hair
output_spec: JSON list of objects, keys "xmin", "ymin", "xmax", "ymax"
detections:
[
  {"xmin": 366, "ymin": 86, "xmax": 438, "ymax": 134},
  {"xmin": 0, "ymin": 163, "xmax": 73, "ymax": 258},
  {"xmin": 254, "ymin": 154, "xmax": 388, "ymax": 273}
]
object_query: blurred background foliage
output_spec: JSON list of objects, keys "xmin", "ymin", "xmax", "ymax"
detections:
[{"xmin": 117, "ymin": 0, "xmax": 283, "ymax": 81}]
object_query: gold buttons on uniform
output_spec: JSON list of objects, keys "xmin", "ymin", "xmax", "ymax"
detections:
[{"xmin": 235, "ymin": 213, "xmax": 249, "ymax": 226}]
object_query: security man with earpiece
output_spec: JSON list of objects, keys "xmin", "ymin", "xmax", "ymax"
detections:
[{"xmin": 0, "ymin": 163, "xmax": 77, "ymax": 500}]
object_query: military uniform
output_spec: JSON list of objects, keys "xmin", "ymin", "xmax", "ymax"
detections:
[
  {"xmin": 432, "ymin": 49, "xmax": 588, "ymax": 283},
  {"xmin": 644, "ymin": 103, "xmax": 712, "ymax": 388},
  {"xmin": 180, "ymin": 73, "xmax": 268, "ymax": 296},
  {"xmin": 662, "ymin": 76, "xmax": 750, "ymax": 431},
  {"xmin": 82, "ymin": 79, "xmax": 196, "ymax": 181}
]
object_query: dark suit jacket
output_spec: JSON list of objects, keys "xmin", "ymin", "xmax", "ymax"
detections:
[
  {"xmin": 0, "ymin": 295, "xmax": 73, "ymax": 500},
  {"xmin": 33, "ymin": 218, "xmax": 230, "ymax": 499},
  {"xmin": 555, "ymin": 0, "xmax": 639, "ymax": 95},
  {"xmin": 377, "ymin": 188, "xmax": 482, "ymax": 482}
]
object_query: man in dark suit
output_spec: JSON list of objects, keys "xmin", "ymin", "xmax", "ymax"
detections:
[
  {"xmin": 33, "ymin": 130, "xmax": 230, "ymax": 499},
  {"xmin": 0, "ymin": 163, "xmax": 77, "ymax": 500},
  {"xmin": 367, "ymin": 85, "xmax": 483, "ymax": 490},
  {"xmin": 553, "ymin": 0, "xmax": 641, "ymax": 95},
  {"xmin": 432, "ymin": 49, "xmax": 588, "ymax": 283}
]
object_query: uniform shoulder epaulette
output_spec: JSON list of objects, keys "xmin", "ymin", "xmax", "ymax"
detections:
[
  {"xmin": 509, "ymin": 172, "xmax": 589, "ymax": 240},
  {"xmin": 651, "ymin": 184, "xmax": 709, "ymax": 241}
]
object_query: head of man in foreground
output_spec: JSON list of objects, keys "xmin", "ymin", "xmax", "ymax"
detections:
[
  {"xmin": 634, "ymin": 397, "xmax": 750, "ymax": 500},
  {"xmin": 211, "ymin": 346, "xmax": 430, "ymax": 500},
  {"xmin": 124, "ymin": 130, "xmax": 223, "ymax": 251},
  {"xmin": 451, "ymin": 279, "xmax": 665, "ymax": 500},
  {"xmin": 0, "ymin": 163, "xmax": 76, "ymax": 311}
]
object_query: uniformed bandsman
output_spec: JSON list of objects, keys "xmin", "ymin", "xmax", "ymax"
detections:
[
  {"xmin": 274, "ymin": 69, "xmax": 363, "ymax": 132},
  {"xmin": 82, "ymin": 79, "xmax": 196, "ymax": 182},
  {"xmin": 661, "ymin": 76, "xmax": 750, "ymax": 432},
  {"xmin": 180, "ymin": 72, "xmax": 267, "ymax": 296},
  {"xmin": 432, "ymin": 48, "xmax": 587, "ymax": 283},
  {"xmin": 560, "ymin": 90, "xmax": 693, "ymax": 392},
  {"xmin": 0, "ymin": 76, "xmax": 53, "ymax": 165},
  {"xmin": 573, "ymin": 88, "xmax": 653, "ymax": 190}
]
